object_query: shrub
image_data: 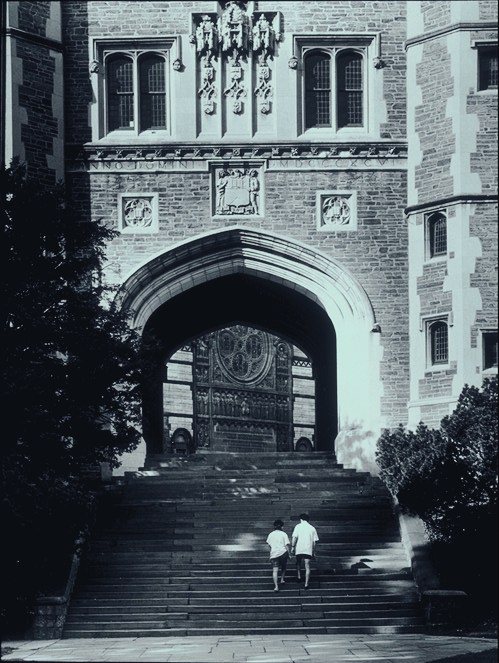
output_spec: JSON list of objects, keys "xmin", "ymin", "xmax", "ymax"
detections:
[{"xmin": 376, "ymin": 378, "xmax": 498, "ymax": 608}]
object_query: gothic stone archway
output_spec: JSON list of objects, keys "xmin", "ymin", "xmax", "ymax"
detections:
[{"xmin": 119, "ymin": 228, "xmax": 378, "ymax": 467}]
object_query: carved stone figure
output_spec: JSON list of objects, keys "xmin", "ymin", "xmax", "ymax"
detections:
[
  {"xmin": 252, "ymin": 14, "xmax": 273, "ymax": 54},
  {"xmin": 248, "ymin": 169, "xmax": 259, "ymax": 214},
  {"xmin": 215, "ymin": 169, "xmax": 229, "ymax": 214},
  {"xmin": 195, "ymin": 14, "xmax": 217, "ymax": 55},
  {"xmin": 214, "ymin": 167, "xmax": 261, "ymax": 216},
  {"xmin": 219, "ymin": 1, "xmax": 249, "ymax": 58}
]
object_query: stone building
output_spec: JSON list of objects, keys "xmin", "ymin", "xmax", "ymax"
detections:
[{"xmin": 2, "ymin": 1, "xmax": 497, "ymax": 474}]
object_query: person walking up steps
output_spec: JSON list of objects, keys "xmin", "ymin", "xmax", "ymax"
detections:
[
  {"xmin": 266, "ymin": 519, "xmax": 291, "ymax": 592},
  {"xmin": 291, "ymin": 513, "xmax": 319, "ymax": 589}
]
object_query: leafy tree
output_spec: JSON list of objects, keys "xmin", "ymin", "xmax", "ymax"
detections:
[
  {"xmin": 376, "ymin": 378, "xmax": 498, "ymax": 610},
  {"xmin": 376, "ymin": 378, "xmax": 497, "ymax": 542},
  {"xmin": 1, "ymin": 164, "xmax": 145, "ymax": 633}
]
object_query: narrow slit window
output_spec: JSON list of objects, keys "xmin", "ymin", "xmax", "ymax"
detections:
[
  {"xmin": 305, "ymin": 51, "xmax": 332, "ymax": 128},
  {"xmin": 337, "ymin": 50, "xmax": 363, "ymax": 128},
  {"xmin": 108, "ymin": 56, "xmax": 134, "ymax": 131},
  {"xmin": 429, "ymin": 212, "xmax": 447, "ymax": 257},
  {"xmin": 430, "ymin": 321, "xmax": 448, "ymax": 365}
]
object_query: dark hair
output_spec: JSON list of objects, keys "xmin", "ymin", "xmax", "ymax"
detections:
[
  {"xmin": 299, "ymin": 513, "xmax": 309, "ymax": 521},
  {"xmin": 273, "ymin": 519, "xmax": 284, "ymax": 529}
]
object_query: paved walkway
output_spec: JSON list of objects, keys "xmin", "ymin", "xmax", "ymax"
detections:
[{"xmin": 1, "ymin": 634, "xmax": 497, "ymax": 663}]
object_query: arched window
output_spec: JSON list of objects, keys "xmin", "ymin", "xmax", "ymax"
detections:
[
  {"xmin": 428, "ymin": 211, "xmax": 447, "ymax": 257},
  {"xmin": 305, "ymin": 51, "xmax": 332, "ymax": 128},
  {"xmin": 337, "ymin": 50, "xmax": 363, "ymax": 128},
  {"xmin": 139, "ymin": 54, "xmax": 167, "ymax": 131},
  {"xmin": 430, "ymin": 321, "xmax": 448, "ymax": 365},
  {"xmin": 107, "ymin": 55, "xmax": 134, "ymax": 131}
]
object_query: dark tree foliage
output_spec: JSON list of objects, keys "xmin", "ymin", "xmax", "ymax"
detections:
[
  {"xmin": 1, "ymin": 165, "xmax": 145, "ymax": 633},
  {"xmin": 376, "ymin": 378, "xmax": 498, "ymax": 610},
  {"xmin": 376, "ymin": 378, "xmax": 497, "ymax": 542}
]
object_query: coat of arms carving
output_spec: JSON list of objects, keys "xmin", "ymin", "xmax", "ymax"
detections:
[{"xmin": 213, "ymin": 166, "xmax": 262, "ymax": 216}]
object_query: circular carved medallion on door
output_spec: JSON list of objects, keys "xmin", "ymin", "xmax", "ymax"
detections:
[{"xmin": 215, "ymin": 325, "xmax": 273, "ymax": 385}]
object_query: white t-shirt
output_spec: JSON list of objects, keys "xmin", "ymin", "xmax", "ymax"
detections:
[
  {"xmin": 291, "ymin": 520, "xmax": 319, "ymax": 556},
  {"xmin": 266, "ymin": 529, "xmax": 290, "ymax": 559}
]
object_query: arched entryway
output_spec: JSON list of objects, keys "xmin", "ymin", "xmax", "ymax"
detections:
[
  {"xmin": 142, "ymin": 274, "xmax": 337, "ymax": 453},
  {"xmin": 119, "ymin": 227, "xmax": 381, "ymax": 471}
]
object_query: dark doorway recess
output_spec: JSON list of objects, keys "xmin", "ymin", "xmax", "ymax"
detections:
[{"xmin": 142, "ymin": 273, "xmax": 337, "ymax": 454}]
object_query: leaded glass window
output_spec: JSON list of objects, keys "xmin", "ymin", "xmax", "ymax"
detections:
[
  {"xmin": 140, "ymin": 55, "xmax": 167, "ymax": 130},
  {"xmin": 430, "ymin": 321, "xmax": 448, "ymax": 365},
  {"xmin": 429, "ymin": 212, "xmax": 447, "ymax": 257},
  {"xmin": 305, "ymin": 51, "xmax": 332, "ymax": 128},
  {"xmin": 478, "ymin": 46, "xmax": 498, "ymax": 91},
  {"xmin": 337, "ymin": 50, "xmax": 363, "ymax": 127},
  {"xmin": 105, "ymin": 50, "xmax": 168, "ymax": 134},
  {"xmin": 108, "ymin": 56, "xmax": 134, "ymax": 131}
]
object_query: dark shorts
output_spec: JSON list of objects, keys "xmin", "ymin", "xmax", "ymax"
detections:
[
  {"xmin": 270, "ymin": 552, "xmax": 289, "ymax": 569},
  {"xmin": 296, "ymin": 554, "xmax": 313, "ymax": 562}
]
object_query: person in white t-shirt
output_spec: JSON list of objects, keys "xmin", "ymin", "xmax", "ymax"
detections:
[
  {"xmin": 291, "ymin": 513, "xmax": 319, "ymax": 589},
  {"xmin": 266, "ymin": 519, "xmax": 291, "ymax": 592}
]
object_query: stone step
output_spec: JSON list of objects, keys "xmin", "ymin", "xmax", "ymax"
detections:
[
  {"xmin": 68, "ymin": 598, "xmax": 419, "ymax": 613},
  {"xmin": 83, "ymin": 553, "xmax": 407, "ymax": 566},
  {"xmin": 63, "ymin": 623, "xmax": 424, "ymax": 637},
  {"xmin": 65, "ymin": 606, "xmax": 420, "ymax": 626},
  {"xmin": 74, "ymin": 576, "xmax": 415, "ymax": 594},
  {"xmin": 65, "ymin": 454, "xmax": 422, "ymax": 638}
]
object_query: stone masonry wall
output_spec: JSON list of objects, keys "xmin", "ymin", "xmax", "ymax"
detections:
[
  {"xmin": 420, "ymin": 1, "xmax": 452, "ymax": 33},
  {"xmin": 414, "ymin": 39, "xmax": 455, "ymax": 202},
  {"xmin": 470, "ymin": 203, "xmax": 499, "ymax": 350},
  {"xmin": 468, "ymin": 85, "xmax": 498, "ymax": 195},
  {"xmin": 67, "ymin": 166, "xmax": 410, "ymax": 427},
  {"xmin": 479, "ymin": 0, "xmax": 499, "ymax": 21},
  {"xmin": 13, "ymin": 1, "xmax": 61, "ymax": 185}
]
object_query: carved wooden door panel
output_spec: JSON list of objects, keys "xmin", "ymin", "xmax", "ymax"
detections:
[{"xmin": 192, "ymin": 325, "xmax": 293, "ymax": 451}]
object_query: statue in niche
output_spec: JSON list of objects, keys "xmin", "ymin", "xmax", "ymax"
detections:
[
  {"xmin": 195, "ymin": 15, "xmax": 218, "ymax": 56},
  {"xmin": 219, "ymin": 1, "xmax": 249, "ymax": 57},
  {"xmin": 252, "ymin": 14, "xmax": 273, "ymax": 55}
]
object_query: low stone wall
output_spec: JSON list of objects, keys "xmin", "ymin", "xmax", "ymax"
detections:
[{"xmin": 28, "ymin": 554, "xmax": 81, "ymax": 639}]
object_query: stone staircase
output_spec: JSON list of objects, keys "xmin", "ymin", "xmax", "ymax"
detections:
[{"xmin": 63, "ymin": 452, "xmax": 424, "ymax": 637}]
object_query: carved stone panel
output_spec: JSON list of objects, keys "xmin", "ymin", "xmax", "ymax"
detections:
[
  {"xmin": 212, "ymin": 164, "xmax": 263, "ymax": 216},
  {"xmin": 118, "ymin": 193, "xmax": 158, "ymax": 233},
  {"xmin": 316, "ymin": 190, "xmax": 358, "ymax": 231}
]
